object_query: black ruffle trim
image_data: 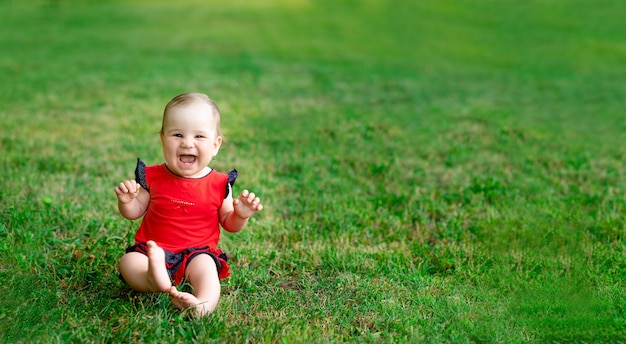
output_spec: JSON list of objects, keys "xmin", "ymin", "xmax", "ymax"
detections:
[
  {"xmin": 225, "ymin": 169, "xmax": 238, "ymax": 198},
  {"xmin": 135, "ymin": 158, "xmax": 148, "ymax": 191}
]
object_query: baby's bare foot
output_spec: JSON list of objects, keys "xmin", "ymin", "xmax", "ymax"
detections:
[
  {"xmin": 146, "ymin": 240, "xmax": 172, "ymax": 292},
  {"xmin": 169, "ymin": 287, "xmax": 214, "ymax": 317}
]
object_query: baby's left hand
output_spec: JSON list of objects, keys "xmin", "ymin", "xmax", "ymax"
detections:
[{"xmin": 233, "ymin": 189, "xmax": 263, "ymax": 219}]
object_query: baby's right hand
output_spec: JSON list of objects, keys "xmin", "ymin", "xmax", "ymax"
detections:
[{"xmin": 114, "ymin": 180, "xmax": 141, "ymax": 204}]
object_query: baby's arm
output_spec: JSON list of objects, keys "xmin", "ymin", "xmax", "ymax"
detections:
[
  {"xmin": 114, "ymin": 180, "xmax": 150, "ymax": 220},
  {"xmin": 220, "ymin": 189, "xmax": 263, "ymax": 233}
]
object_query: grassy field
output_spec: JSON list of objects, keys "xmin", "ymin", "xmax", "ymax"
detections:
[{"xmin": 1, "ymin": 0, "xmax": 624, "ymax": 342}]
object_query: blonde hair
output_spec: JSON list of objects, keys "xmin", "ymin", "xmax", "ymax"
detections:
[{"xmin": 161, "ymin": 92, "xmax": 223, "ymax": 139}]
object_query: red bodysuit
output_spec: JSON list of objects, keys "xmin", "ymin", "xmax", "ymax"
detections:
[
  {"xmin": 136, "ymin": 163, "xmax": 228, "ymax": 251},
  {"xmin": 129, "ymin": 160, "xmax": 237, "ymax": 283}
]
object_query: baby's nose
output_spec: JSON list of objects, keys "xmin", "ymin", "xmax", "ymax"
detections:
[{"xmin": 181, "ymin": 138, "xmax": 194, "ymax": 147}]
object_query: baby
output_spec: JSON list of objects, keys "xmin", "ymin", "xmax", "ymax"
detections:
[{"xmin": 114, "ymin": 92, "xmax": 262, "ymax": 317}]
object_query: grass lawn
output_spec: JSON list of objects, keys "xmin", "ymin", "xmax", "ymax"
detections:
[{"xmin": 1, "ymin": 0, "xmax": 624, "ymax": 342}]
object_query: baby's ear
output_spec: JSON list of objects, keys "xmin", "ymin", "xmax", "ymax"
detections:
[{"xmin": 213, "ymin": 136, "xmax": 223, "ymax": 152}]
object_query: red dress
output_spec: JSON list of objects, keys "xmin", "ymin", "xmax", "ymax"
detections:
[{"xmin": 130, "ymin": 161, "xmax": 237, "ymax": 283}]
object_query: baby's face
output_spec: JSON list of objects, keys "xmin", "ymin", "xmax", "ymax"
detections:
[{"xmin": 160, "ymin": 101, "xmax": 222, "ymax": 178}]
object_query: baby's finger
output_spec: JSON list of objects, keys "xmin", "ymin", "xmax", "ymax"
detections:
[
  {"xmin": 126, "ymin": 180, "xmax": 140, "ymax": 193},
  {"xmin": 130, "ymin": 181, "xmax": 141, "ymax": 194},
  {"xmin": 118, "ymin": 182, "xmax": 129, "ymax": 193},
  {"xmin": 246, "ymin": 192, "xmax": 256, "ymax": 203}
]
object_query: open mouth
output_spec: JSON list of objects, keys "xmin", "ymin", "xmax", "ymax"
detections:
[{"xmin": 179, "ymin": 155, "xmax": 197, "ymax": 165}]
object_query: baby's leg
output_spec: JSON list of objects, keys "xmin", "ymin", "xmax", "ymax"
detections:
[
  {"xmin": 169, "ymin": 254, "xmax": 221, "ymax": 317},
  {"xmin": 119, "ymin": 241, "xmax": 172, "ymax": 293}
]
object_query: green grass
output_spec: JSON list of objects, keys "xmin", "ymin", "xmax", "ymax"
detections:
[{"xmin": 1, "ymin": 0, "xmax": 625, "ymax": 342}]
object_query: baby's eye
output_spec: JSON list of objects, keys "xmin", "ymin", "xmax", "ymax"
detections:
[
  {"xmin": 173, "ymin": 134, "xmax": 183, "ymax": 138},
  {"xmin": 195, "ymin": 135, "xmax": 206, "ymax": 139}
]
